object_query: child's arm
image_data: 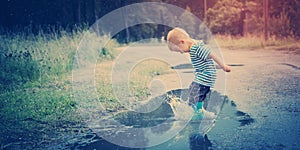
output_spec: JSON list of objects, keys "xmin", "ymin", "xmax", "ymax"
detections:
[{"xmin": 209, "ymin": 52, "xmax": 231, "ymax": 72}]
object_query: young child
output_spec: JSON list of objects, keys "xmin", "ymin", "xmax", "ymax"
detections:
[{"xmin": 167, "ymin": 28, "xmax": 231, "ymax": 119}]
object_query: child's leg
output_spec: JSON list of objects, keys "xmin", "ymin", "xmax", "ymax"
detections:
[{"xmin": 188, "ymin": 82, "xmax": 210, "ymax": 111}]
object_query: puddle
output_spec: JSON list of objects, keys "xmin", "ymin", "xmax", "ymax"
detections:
[
  {"xmin": 76, "ymin": 89, "xmax": 254, "ymax": 150},
  {"xmin": 113, "ymin": 102, "xmax": 174, "ymax": 128},
  {"xmin": 227, "ymin": 64, "xmax": 245, "ymax": 67},
  {"xmin": 182, "ymin": 71, "xmax": 194, "ymax": 73},
  {"xmin": 215, "ymin": 100, "xmax": 255, "ymax": 128},
  {"xmin": 279, "ymin": 63, "xmax": 300, "ymax": 70},
  {"xmin": 171, "ymin": 64, "xmax": 193, "ymax": 69}
]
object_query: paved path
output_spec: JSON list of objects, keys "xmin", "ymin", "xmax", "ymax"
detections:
[{"xmin": 212, "ymin": 48, "xmax": 300, "ymax": 149}]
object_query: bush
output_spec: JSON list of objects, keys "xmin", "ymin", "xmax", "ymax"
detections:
[{"xmin": 269, "ymin": 10, "xmax": 293, "ymax": 37}]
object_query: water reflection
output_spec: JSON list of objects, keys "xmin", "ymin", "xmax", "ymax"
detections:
[{"xmin": 189, "ymin": 134, "xmax": 212, "ymax": 150}]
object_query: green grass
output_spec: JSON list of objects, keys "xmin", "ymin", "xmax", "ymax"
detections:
[
  {"xmin": 0, "ymin": 76, "xmax": 80, "ymax": 147},
  {"xmin": 0, "ymin": 29, "xmax": 119, "ymax": 146},
  {"xmin": 0, "ymin": 79, "xmax": 77, "ymax": 122},
  {"xmin": 0, "ymin": 31, "xmax": 79, "ymax": 91}
]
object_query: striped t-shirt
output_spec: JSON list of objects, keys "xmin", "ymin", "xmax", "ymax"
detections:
[{"xmin": 189, "ymin": 40, "xmax": 216, "ymax": 87}]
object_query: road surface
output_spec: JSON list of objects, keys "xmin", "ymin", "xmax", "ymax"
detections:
[{"xmin": 44, "ymin": 46, "xmax": 300, "ymax": 149}]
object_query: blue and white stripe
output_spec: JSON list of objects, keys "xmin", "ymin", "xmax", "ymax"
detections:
[{"xmin": 190, "ymin": 41, "xmax": 216, "ymax": 87}]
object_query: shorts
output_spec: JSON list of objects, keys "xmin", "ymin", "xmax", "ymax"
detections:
[{"xmin": 188, "ymin": 81, "xmax": 211, "ymax": 106}]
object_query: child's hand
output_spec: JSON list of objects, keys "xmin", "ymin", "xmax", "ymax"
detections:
[
  {"xmin": 223, "ymin": 65, "xmax": 231, "ymax": 72},
  {"xmin": 209, "ymin": 52, "xmax": 231, "ymax": 72}
]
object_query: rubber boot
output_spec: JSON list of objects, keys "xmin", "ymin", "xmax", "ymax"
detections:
[
  {"xmin": 192, "ymin": 102, "xmax": 204, "ymax": 120},
  {"xmin": 196, "ymin": 101, "xmax": 203, "ymax": 110}
]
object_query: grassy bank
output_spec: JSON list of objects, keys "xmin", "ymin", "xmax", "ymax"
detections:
[
  {"xmin": 0, "ymin": 30, "xmax": 174, "ymax": 148},
  {"xmin": 215, "ymin": 34, "xmax": 300, "ymax": 52},
  {"xmin": 0, "ymin": 29, "xmax": 117, "ymax": 146}
]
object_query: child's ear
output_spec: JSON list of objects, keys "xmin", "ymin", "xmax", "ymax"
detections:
[{"xmin": 179, "ymin": 39, "xmax": 185, "ymax": 44}]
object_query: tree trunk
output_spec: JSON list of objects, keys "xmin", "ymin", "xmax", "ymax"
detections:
[
  {"xmin": 263, "ymin": 0, "xmax": 269, "ymax": 41},
  {"xmin": 77, "ymin": 0, "xmax": 81, "ymax": 24},
  {"xmin": 91, "ymin": 0, "xmax": 96, "ymax": 23},
  {"xmin": 83, "ymin": 0, "xmax": 87, "ymax": 24},
  {"xmin": 121, "ymin": 1, "xmax": 130, "ymax": 43}
]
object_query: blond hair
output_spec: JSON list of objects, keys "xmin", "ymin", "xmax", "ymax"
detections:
[{"xmin": 167, "ymin": 28, "xmax": 190, "ymax": 51}]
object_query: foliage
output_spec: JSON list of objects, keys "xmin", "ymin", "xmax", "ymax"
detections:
[
  {"xmin": 243, "ymin": 0, "xmax": 300, "ymax": 38},
  {"xmin": 2, "ymin": 0, "xmax": 300, "ymax": 39},
  {"xmin": 268, "ymin": 0, "xmax": 300, "ymax": 37},
  {"xmin": 243, "ymin": 1, "xmax": 263, "ymax": 35},
  {"xmin": 206, "ymin": 0, "xmax": 243, "ymax": 35},
  {"xmin": 269, "ymin": 11, "xmax": 292, "ymax": 37}
]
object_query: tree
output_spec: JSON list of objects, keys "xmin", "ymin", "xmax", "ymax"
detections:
[
  {"xmin": 242, "ymin": 0, "xmax": 300, "ymax": 37},
  {"xmin": 243, "ymin": 0, "xmax": 263, "ymax": 35},
  {"xmin": 206, "ymin": 0, "xmax": 243, "ymax": 35}
]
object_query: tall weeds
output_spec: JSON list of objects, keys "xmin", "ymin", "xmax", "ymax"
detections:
[
  {"xmin": 0, "ymin": 29, "xmax": 117, "ymax": 135},
  {"xmin": 0, "ymin": 29, "xmax": 116, "ymax": 91},
  {"xmin": 215, "ymin": 34, "xmax": 300, "ymax": 50}
]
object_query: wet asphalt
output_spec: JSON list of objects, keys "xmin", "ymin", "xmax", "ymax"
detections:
[{"xmin": 208, "ymin": 48, "xmax": 300, "ymax": 149}]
